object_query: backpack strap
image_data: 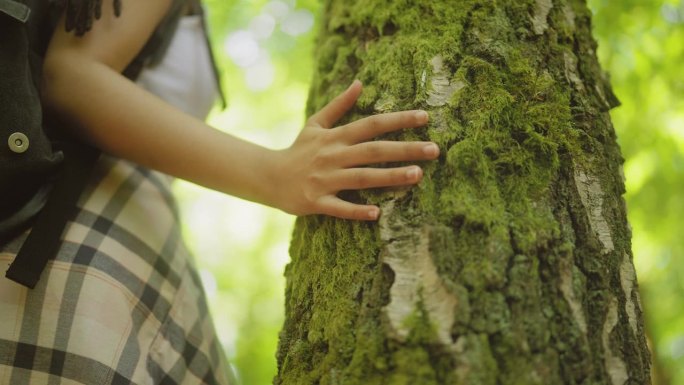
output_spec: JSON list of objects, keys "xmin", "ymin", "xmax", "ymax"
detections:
[
  {"xmin": 0, "ymin": 0, "xmax": 31, "ymax": 22},
  {"xmin": 5, "ymin": 142, "xmax": 98, "ymax": 288}
]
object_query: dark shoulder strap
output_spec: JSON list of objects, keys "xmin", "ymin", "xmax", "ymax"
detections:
[
  {"xmin": 0, "ymin": 0, "xmax": 30, "ymax": 22},
  {"xmin": 6, "ymin": 143, "xmax": 99, "ymax": 288}
]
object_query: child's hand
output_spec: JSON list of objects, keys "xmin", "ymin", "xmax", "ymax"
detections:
[{"xmin": 275, "ymin": 80, "xmax": 439, "ymax": 221}]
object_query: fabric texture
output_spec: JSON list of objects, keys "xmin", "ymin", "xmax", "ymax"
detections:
[
  {"xmin": 0, "ymin": 7, "xmax": 235, "ymax": 385},
  {"xmin": 1, "ymin": 157, "xmax": 234, "ymax": 385}
]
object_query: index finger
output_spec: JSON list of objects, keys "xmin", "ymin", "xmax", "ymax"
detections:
[
  {"xmin": 335, "ymin": 110, "xmax": 429, "ymax": 144},
  {"xmin": 308, "ymin": 80, "xmax": 363, "ymax": 129}
]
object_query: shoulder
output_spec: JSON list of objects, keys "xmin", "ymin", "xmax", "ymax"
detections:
[{"xmin": 45, "ymin": 0, "xmax": 175, "ymax": 73}]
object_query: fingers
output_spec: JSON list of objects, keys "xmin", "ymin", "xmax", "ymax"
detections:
[
  {"xmin": 299, "ymin": 82, "xmax": 437, "ymax": 221},
  {"xmin": 335, "ymin": 110, "xmax": 429, "ymax": 144},
  {"xmin": 326, "ymin": 166, "xmax": 424, "ymax": 191},
  {"xmin": 313, "ymin": 165, "xmax": 424, "ymax": 220},
  {"xmin": 308, "ymin": 80, "xmax": 363, "ymax": 128},
  {"xmin": 337, "ymin": 141, "xmax": 440, "ymax": 167},
  {"xmin": 316, "ymin": 196, "xmax": 380, "ymax": 221}
]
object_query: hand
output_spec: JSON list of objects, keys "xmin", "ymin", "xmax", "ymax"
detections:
[
  {"xmin": 275, "ymin": 80, "xmax": 439, "ymax": 221},
  {"xmin": 56, "ymin": 0, "xmax": 122, "ymax": 35}
]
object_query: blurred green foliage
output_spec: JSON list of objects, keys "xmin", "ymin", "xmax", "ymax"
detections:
[
  {"xmin": 175, "ymin": 1, "xmax": 320, "ymax": 384},
  {"xmin": 174, "ymin": 1, "xmax": 684, "ymax": 384}
]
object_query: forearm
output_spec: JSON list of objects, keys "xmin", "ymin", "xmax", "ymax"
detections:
[{"xmin": 43, "ymin": 52, "xmax": 284, "ymax": 208}]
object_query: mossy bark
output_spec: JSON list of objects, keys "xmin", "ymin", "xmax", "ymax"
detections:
[{"xmin": 275, "ymin": 1, "xmax": 652, "ymax": 384}]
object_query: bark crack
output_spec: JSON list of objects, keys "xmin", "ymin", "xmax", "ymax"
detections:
[
  {"xmin": 573, "ymin": 168, "xmax": 614, "ymax": 253},
  {"xmin": 619, "ymin": 253, "xmax": 639, "ymax": 336},
  {"xmin": 564, "ymin": 51, "xmax": 585, "ymax": 92},
  {"xmin": 425, "ymin": 55, "xmax": 465, "ymax": 107},
  {"xmin": 559, "ymin": 254, "xmax": 588, "ymax": 334},
  {"xmin": 562, "ymin": 4, "xmax": 576, "ymax": 30},
  {"xmin": 532, "ymin": 0, "xmax": 553, "ymax": 35},
  {"xmin": 379, "ymin": 200, "xmax": 459, "ymax": 347},
  {"xmin": 602, "ymin": 296, "xmax": 629, "ymax": 385}
]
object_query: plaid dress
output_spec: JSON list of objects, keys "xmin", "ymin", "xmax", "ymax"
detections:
[{"xmin": 0, "ymin": 14, "xmax": 235, "ymax": 385}]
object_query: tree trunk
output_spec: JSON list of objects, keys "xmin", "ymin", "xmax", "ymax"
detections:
[{"xmin": 275, "ymin": 1, "xmax": 652, "ymax": 384}]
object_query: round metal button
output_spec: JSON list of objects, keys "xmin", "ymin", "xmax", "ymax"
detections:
[{"xmin": 8, "ymin": 132, "xmax": 30, "ymax": 154}]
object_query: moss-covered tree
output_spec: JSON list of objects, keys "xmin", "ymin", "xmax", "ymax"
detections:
[{"xmin": 275, "ymin": 0, "xmax": 651, "ymax": 383}]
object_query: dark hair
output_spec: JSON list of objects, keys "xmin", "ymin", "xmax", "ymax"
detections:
[{"xmin": 51, "ymin": 0, "xmax": 122, "ymax": 36}]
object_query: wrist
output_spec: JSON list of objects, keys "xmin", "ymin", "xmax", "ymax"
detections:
[{"xmin": 262, "ymin": 148, "xmax": 294, "ymax": 214}]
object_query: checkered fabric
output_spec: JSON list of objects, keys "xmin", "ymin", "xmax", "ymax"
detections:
[{"xmin": 0, "ymin": 155, "xmax": 235, "ymax": 385}]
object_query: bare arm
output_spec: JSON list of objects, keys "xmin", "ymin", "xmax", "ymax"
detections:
[{"xmin": 42, "ymin": 0, "xmax": 439, "ymax": 221}]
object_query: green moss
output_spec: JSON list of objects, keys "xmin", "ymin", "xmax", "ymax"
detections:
[
  {"xmin": 387, "ymin": 348, "xmax": 438, "ymax": 385},
  {"xmin": 452, "ymin": 334, "xmax": 499, "ymax": 385}
]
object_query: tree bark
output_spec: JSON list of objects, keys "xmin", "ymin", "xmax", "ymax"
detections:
[{"xmin": 275, "ymin": 0, "xmax": 652, "ymax": 384}]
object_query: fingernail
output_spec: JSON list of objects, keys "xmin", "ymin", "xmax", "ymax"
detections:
[
  {"xmin": 423, "ymin": 143, "xmax": 439, "ymax": 157},
  {"xmin": 349, "ymin": 79, "xmax": 362, "ymax": 89},
  {"xmin": 415, "ymin": 111, "xmax": 429, "ymax": 124},
  {"xmin": 406, "ymin": 166, "xmax": 421, "ymax": 180},
  {"xmin": 368, "ymin": 208, "xmax": 379, "ymax": 220}
]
